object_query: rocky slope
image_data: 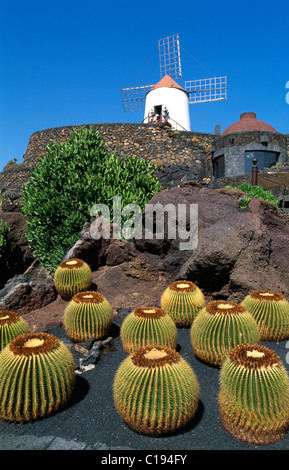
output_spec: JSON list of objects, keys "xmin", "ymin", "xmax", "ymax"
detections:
[{"xmin": 1, "ymin": 182, "xmax": 289, "ymax": 331}]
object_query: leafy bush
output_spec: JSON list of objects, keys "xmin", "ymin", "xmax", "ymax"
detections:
[
  {"xmin": 238, "ymin": 196, "xmax": 252, "ymax": 209},
  {"xmin": 22, "ymin": 126, "xmax": 161, "ymax": 272},
  {"xmin": 0, "ymin": 219, "xmax": 9, "ymax": 258},
  {"xmin": 225, "ymin": 183, "xmax": 280, "ymax": 207}
]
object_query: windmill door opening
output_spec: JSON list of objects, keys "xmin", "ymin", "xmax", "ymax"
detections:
[{"xmin": 154, "ymin": 105, "xmax": 162, "ymax": 121}]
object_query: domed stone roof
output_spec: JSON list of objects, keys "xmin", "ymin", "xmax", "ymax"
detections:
[{"xmin": 221, "ymin": 112, "xmax": 277, "ymax": 135}]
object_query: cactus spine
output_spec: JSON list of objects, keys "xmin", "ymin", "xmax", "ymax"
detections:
[
  {"xmin": 54, "ymin": 258, "xmax": 92, "ymax": 300},
  {"xmin": 0, "ymin": 311, "xmax": 30, "ymax": 350},
  {"xmin": 219, "ymin": 343, "xmax": 289, "ymax": 445},
  {"xmin": 113, "ymin": 345, "xmax": 200, "ymax": 436},
  {"xmin": 241, "ymin": 290, "xmax": 289, "ymax": 341},
  {"xmin": 190, "ymin": 300, "xmax": 260, "ymax": 366},
  {"xmin": 64, "ymin": 291, "xmax": 113, "ymax": 342},
  {"xmin": 0, "ymin": 332, "xmax": 75, "ymax": 422},
  {"xmin": 120, "ymin": 306, "xmax": 177, "ymax": 354},
  {"xmin": 161, "ymin": 280, "xmax": 205, "ymax": 327}
]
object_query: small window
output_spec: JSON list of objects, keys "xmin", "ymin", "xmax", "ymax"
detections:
[
  {"xmin": 213, "ymin": 155, "xmax": 225, "ymax": 178},
  {"xmin": 245, "ymin": 151, "xmax": 278, "ymax": 174}
]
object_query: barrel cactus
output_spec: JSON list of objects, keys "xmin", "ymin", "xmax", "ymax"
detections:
[
  {"xmin": 0, "ymin": 332, "xmax": 75, "ymax": 422},
  {"xmin": 64, "ymin": 291, "xmax": 113, "ymax": 342},
  {"xmin": 0, "ymin": 311, "xmax": 30, "ymax": 350},
  {"xmin": 219, "ymin": 343, "xmax": 289, "ymax": 445},
  {"xmin": 120, "ymin": 306, "xmax": 177, "ymax": 354},
  {"xmin": 190, "ymin": 300, "xmax": 260, "ymax": 366},
  {"xmin": 241, "ymin": 290, "xmax": 289, "ymax": 341},
  {"xmin": 113, "ymin": 344, "xmax": 200, "ymax": 436},
  {"xmin": 54, "ymin": 258, "xmax": 92, "ymax": 300},
  {"xmin": 160, "ymin": 280, "xmax": 205, "ymax": 327}
]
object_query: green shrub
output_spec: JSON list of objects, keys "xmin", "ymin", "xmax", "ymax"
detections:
[
  {"xmin": 238, "ymin": 195, "xmax": 252, "ymax": 209},
  {"xmin": 0, "ymin": 219, "xmax": 9, "ymax": 258},
  {"xmin": 225, "ymin": 183, "xmax": 280, "ymax": 207},
  {"xmin": 21, "ymin": 126, "xmax": 161, "ymax": 272}
]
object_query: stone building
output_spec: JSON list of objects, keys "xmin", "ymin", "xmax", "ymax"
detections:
[{"xmin": 211, "ymin": 112, "xmax": 288, "ymax": 178}]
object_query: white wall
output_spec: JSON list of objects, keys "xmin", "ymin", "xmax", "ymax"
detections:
[{"xmin": 144, "ymin": 87, "xmax": 191, "ymax": 131}]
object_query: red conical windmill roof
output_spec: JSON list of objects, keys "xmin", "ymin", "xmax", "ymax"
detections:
[{"xmin": 148, "ymin": 75, "xmax": 186, "ymax": 93}]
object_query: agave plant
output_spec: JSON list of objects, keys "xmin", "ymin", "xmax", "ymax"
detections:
[
  {"xmin": 219, "ymin": 343, "xmax": 289, "ymax": 445},
  {"xmin": 113, "ymin": 345, "xmax": 200, "ymax": 436}
]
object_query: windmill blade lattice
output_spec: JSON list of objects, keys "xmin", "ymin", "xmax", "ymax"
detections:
[
  {"xmin": 120, "ymin": 34, "xmax": 227, "ymax": 114},
  {"xmin": 158, "ymin": 33, "xmax": 182, "ymax": 79},
  {"xmin": 185, "ymin": 76, "xmax": 227, "ymax": 104},
  {"xmin": 120, "ymin": 84, "xmax": 154, "ymax": 112}
]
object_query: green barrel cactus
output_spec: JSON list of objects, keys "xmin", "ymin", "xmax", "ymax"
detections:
[
  {"xmin": 64, "ymin": 291, "xmax": 113, "ymax": 342},
  {"xmin": 0, "ymin": 332, "xmax": 75, "ymax": 422},
  {"xmin": 241, "ymin": 290, "xmax": 289, "ymax": 341},
  {"xmin": 120, "ymin": 306, "xmax": 177, "ymax": 354},
  {"xmin": 219, "ymin": 343, "xmax": 289, "ymax": 445},
  {"xmin": 113, "ymin": 345, "xmax": 200, "ymax": 436},
  {"xmin": 0, "ymin": 311, "xmax": 30, "ymax": 350},
  {"xmin": 54, "ymin": 258, "xmax": 92, "ymax": 300},
  {"xmin": 190, "ymin": 300, "xmax": 260, "ymax": 366},
  {"xmin": 160, "ymin": 280, "xmax": 205, "ymax": 327}
]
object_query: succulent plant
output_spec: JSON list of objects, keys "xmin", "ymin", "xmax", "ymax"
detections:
[
  {"xmin": 190, "ymin": 300, "xmax": 260, "ymax": 366},
  {"xmin": 219, "ymin": 343, "xmax": 289, "ymax": 445},
  {"xmin": 64, "ymin": 291, "xmax": 113, "ymax": 342},
  {"xmin": 241, "ymin": 290, "xmax": 289, "ymax": 341},
  {"xmin": 0, "ymin": 332, "xmax": 75, "ymax": 422},
  {"xmin": 160, "ymin": 280, "xmax": 205, "ymax": 327},
  {"xmin": 113, "ymin": 345, "xmax": 200, "ymax": 436},
  {"xmin": 0, "ymin": 311, "xmax": 30, "ymax": 350},
  {"xmin": 120, "ymin": 306, "xmax": 177, "ymax": 354},
  {"xmin": 54, "ymin": 258, "xmax": 92, "ymax": 300}
]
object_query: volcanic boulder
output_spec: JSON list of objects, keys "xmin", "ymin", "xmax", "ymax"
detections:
[{"xmin": 134, "ymin": 183, "xmax": 289, "ymax": 302}]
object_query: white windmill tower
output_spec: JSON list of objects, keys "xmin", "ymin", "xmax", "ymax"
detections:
[{"xmin": 120, "ymin": 34, "xmax": 227, "ymax": 131}]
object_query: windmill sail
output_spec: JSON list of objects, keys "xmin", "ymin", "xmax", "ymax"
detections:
[
  {"xmin": 120, "ymin": 34, "xmax": 227, "ymax": 118},
  {"xmin": 158, "ymin": 33, "xmax": 182, "ymax": 79},
  {"xmin": 120, "ymin": 84, "xmax": 154, "ymax": 112},
  {"xmin": 185, "ymin": 76, "xmax": 227, "ymax": 104}
]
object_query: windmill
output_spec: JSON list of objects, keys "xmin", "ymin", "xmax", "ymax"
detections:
[{"xmin": 120, "ymin": 33, "xmax": 227, "ymax": 131}]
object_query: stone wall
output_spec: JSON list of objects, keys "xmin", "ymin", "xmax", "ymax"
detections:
[
  {"xmin": 1, "ymin": 123, "xmax": 288, "ymax": 191},
  {"xmin": 211, "ymin": 174, "xmax": 251, "ymax": 189},
  {"xmin": 22, "ymin": 123, "xmax": 215, "ymax": 188},
  {"xmin": 0, "ymin": 167, "xmax": 34, "ymax": 188},
  {"xmin": 213, "ymin": 130, "xmax": 287, "ymax": 151},
  {"xmin": 23, "ymin": 123, "xmax": 215, "ymax": 165},
  {"xmin": 285, "ymin": 134, "xmax": 289, "ymax": 156}
]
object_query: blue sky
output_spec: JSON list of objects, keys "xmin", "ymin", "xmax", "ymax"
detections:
[{"xmin": 0, "ymin": 0, "xmax": 288, "ymax": 171}]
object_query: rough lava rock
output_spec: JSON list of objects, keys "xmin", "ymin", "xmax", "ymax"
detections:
[
  {"xmin": 134, "ymin": 182, "xmax": 289, "ymax": 302},
  {"xmin": 63, "ymin": 217, "xmax": 137, "ymax": 270},
  {"xmin": 0, "ymin": 260, "xmax": 57, "ymax": 314},
  {"xmin": 3, "ymin": 183, "xmax": 289, "ymax": 324},
  {"xmin": 0, "ymin": 211, "xmax": 35, "ymax": 288},
  {"xmin": 63, "ymin": 183, "xmax": 289, "ymax": 303}
]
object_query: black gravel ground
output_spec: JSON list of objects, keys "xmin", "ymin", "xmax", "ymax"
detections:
[{"xmin": 0, "ymin": 314, "xmax": 289, "ymax": 454}]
